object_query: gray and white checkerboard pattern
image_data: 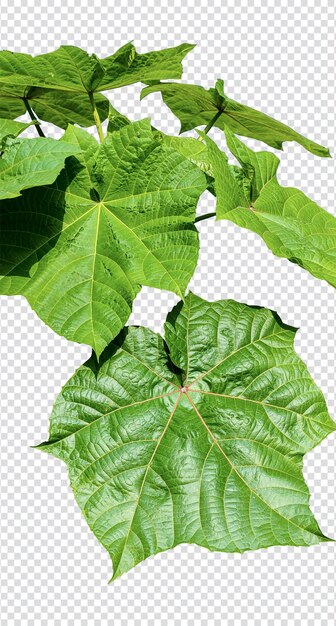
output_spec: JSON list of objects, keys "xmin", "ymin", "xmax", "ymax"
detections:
[{"xmin": 0, "ymin": 1, "xmax": 335, "ymax": 624}]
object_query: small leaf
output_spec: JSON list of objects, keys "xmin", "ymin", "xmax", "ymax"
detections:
[
  {"xmin": 141, "ymin": 81, "xmax": 330, "ymax": 157},
  {"xmin": 37, "ymin": 292, "xmax": 335, "ymax": 580},
  {"xmin": 207, "ymin": 130, "xmax": 336, "ymax": 288},
  {"xmin": 0, "ymin": 136, "xmax": 80, "ymax": 199},
  {"xmin": 0, "ymin": 120, "xmax": 206, "ymax": 355}
]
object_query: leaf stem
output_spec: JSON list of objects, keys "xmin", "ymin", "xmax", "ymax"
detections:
[
  {"xmin": 195, "ymin": 212, "xmax": 216, "ymax": 223},
  {"xmin": 88, "ymin": 91, "xmax": 104, "ymax": 142},
  {"xmin": 23, "ymin": 98, "xmax": 46, "ymax": 137},
  {"xmin": 197, "ymin": 110, "xmax": 223, "ymax": 141}
]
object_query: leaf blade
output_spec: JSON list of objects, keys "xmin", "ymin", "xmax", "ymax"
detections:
[
  {"xmin": 141, "ymin": 81, "xmax": 330, "ymax": 157},
  {"xmin": 0, "ymin": 121, "xmax": 206, "ymax": 354},
  {"xmin": 38, "ymin": 293, "xmax": 335, "ymax": 580}
]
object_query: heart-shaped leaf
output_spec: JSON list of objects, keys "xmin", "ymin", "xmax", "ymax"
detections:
[
  {"xmin": 0, "ymin": 120, "xmax": 206, "ymax": 355},
  {"xmin": 141, "ymin": 80, "xmax": 330, "ymax": 157},
  {"xmin": 37, "ymin": 292, "xmax": 335, "ymax": 581},
  {"xmin": 205, "ymin": 130, "xmax": 336, "ymax": 289}
]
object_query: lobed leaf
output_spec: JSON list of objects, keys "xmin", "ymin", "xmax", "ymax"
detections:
[
  {"xmin": 205, "ymin": 130, "xmax": 336, "ymax": 289},
  {"xmin": 0, "ymin": 43, "xmax": 194, "ymax": 130},
  {"xmin": 38, "ymin": 292, "xmax": 335, "ymax": 580},
  {"xmin": 0, "ymin": 120, "xmax": 206, "ymax": 355},
  {"xmin": 141, "ymin": 80, "xmax": 330, "ymax": 157}
]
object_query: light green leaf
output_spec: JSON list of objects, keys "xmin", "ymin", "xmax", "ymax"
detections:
[
  {"xmin": 0, "ymin": 120, "xmax": 206, "ymax": 355},
  {"xmin": 207, "ymin": 131, "xmax": 336, "ymax": 289},
  {"xmin": 37, "ymin": 292, "xmax": 335, "ymax": 581},
  {"xmin": 0, "ymin": 136, "xmax": 80, "ymax": 200},
  {"xmin": 141, "ymin": 80, "xmax": 330, "ymax": 157}
]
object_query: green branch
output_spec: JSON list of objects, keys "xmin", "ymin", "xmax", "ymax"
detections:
[
  {"xmin": 197, "ymin": 110, "xmax": 223, "ymax": 141},
  {"xmin": 23, "ymin": 98, "xmax": 46, "ymax": 137},
  {"xmin": 195, "ymin": 211, "xmax": 216, "ymax": 223},
  {"xmin": 89, "ymin": 92, "xmax": 104, "ymax": 142}
]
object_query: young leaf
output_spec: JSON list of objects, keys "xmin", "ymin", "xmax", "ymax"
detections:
[
  {"xmin": 0, "ymin": 136, "xmax": 80, "ymax": 199},
  {"xmin": 141, "ymin": 80, "xmax": 330, "ymax": 157},
  {"xmin": 0, "ymin": 120, "xmax": 206, "ymax": 355},
  {"xmin": 205, "ymin": 131, "xmax": 336, "ymax": 289},
  {"xmin": 37, "ymin": 292, "xmax": 335, "ymax": 581}
]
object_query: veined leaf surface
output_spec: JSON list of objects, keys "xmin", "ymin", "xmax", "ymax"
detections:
[
  {"xmin": 38, "ymin": 293, "xmax": 335, "ymax": 580},
  {"xmin": 206, "ymin": 130, "xmax": 336, "ymax": 289},
  {"xmin": 141, "ymin": 80, "xmax": 330, "ymax": 157},
  {"xmin": 0, "ymin": 120, "xmax": 206, "ymax": 355}
]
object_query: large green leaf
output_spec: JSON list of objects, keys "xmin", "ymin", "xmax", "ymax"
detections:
[
  {"xmin": 0, "ymin": 136, "xmax": 80, "ymax": 199},
  {"xmin": 0, "ymin": 43, "xmax": 194, "ymax": 92},
  {"xmin": 0, "ymin": 120, "xmax": 206, "ymax": 355},
  {"xmin": 0, "ymin": 43, "xmax": 193, "ymax": 130},
  {"xmin": 141, "ymin": 80, "xmax": 330, "ymax": 157},
  {"xmin": 205, "ymin": 130, "xmax": 336, "ymax": 288},
  {"xmin": 37, "ymin": 292, "xmax": 335, "ymax": 581}
]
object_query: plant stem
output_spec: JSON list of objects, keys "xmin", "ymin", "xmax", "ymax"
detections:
[
  {"xmin": 88, "ymin": 91, "xmax": 104, "ymax": 142},
  {"xmin": 197, "ymin": 110, "xmax": 223, "ymax": 141},
  {"xmin": 23, "ymin": 98, "xmax": 46, "ymax": 137},
  {"xmin": 195, "ymin": 212, "xmax": 216, "ymax": 223}
]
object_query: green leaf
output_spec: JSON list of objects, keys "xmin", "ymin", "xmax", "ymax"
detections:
[
  {"xmin": 0, "ymin": 118, "xmax": 32, "ymax": 147},
  {"xmin": 98, "ymin": 42, "xmax": 195, "ymax": 90},
  {"xmin": 37, "ymin": 292, "xmax": 335, "ymax": 581},
  {"xmin": 0, "ymin": 44, "xmax": 194, "ymax": 130},
  {"xmin": 206, "ymin": 130, "xmax": 336, "ymax": 289},
  {"xmin": 0, "ymin": 136, "xmax": 80, "ymax": 200},
  {"xmin": 0, "ymin": 120, "xmax": 206, "ymax": 355},
  {"xmin": 0, "ymin": 43, "xmax": 193, "ymax": 93},
  {"xmin": 141, "ymin": 80, "xmax": 330, "ymax": 157}
]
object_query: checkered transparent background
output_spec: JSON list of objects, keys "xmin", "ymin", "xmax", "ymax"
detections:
[{"xmin": 0, "ymin": 1, "xmax": 336, "ymax": 624}]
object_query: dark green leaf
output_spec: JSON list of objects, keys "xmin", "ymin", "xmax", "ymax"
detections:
[
  {"xmin": 38, "ymin": 292, "xmax": 335, "ymax": 580},
  {"xmin": 0, "ymin": 120, "xmax": 206, "ymax": 355},
  {"xmin": 141, "ymin": 80, "xmax": 330, "ymax": 157}
]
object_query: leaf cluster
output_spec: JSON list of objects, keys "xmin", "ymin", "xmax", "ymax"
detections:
[{"xmin": 0, "ymin": 42, "xmax": 335, "ymax": 581}]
